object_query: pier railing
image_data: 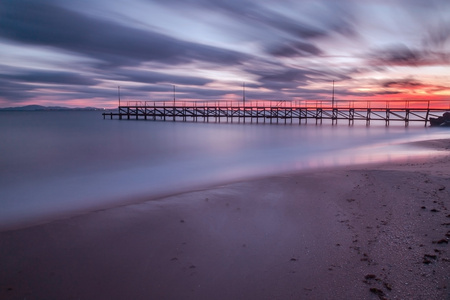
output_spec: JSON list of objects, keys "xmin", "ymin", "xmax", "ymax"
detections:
[{"xmin": 103, "ymin": 99, "xmax": 450, "ymax": 126}]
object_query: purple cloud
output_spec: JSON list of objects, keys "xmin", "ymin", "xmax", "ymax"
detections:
[{"xmin": 0, "ymin": 1, "xmax": 249, "ymax": 68}]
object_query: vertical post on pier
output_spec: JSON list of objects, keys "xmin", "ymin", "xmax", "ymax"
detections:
[
  {"xmin": 385, "ymin": 101, "xmax": 389, "ymax": 126},
  {"xmin": 425, "ymin": 100, "xmax": 430, "ymax": 127},
  {"xmin": 332, "ymin": 80, "xmax": 335, "ymax": 109},
  {"xmin": 118, "ymin": 86, "xmax": 121, "ymax": 107},
  {"xmin": 243, "ymin": 82, "xmax": 246, "ymax": 106},
  {"xmin": 118, "ymin": 86, "xmax": 122, "ymax": 119},
  {"xmin": 173, "ymin": 85, "xmax": 176, "ymax": 106},
  {"xmin": 332, "ymin": 80, "xmax": 337, "ymax": 124},
  {"xmin": 405, "ymin": 109, "xmax": 410, "ymax": 127},
  {"xmin": 173, "ymin": 85, "xmax": 176, "ymax": 121}
]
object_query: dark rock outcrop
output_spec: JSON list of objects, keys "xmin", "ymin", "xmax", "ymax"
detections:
[{"xmin": 429, "ymin": 112, "xmax": 450, "ymax": 127}]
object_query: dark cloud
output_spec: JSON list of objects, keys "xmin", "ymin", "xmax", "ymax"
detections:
[
  {"xmin": 172, "ymin": 87, "xmax": 241, "ymax": 98},
  {"xmin": 0, "ymin": 78, "xmax": 36, "ymax": 102},
  {"xmin": 247, "ymin": 68, "xmax": 321, "ymax": 91},
  {"xmin": 113, "ymin": 70, "xmax": 213, "ymax": 86},
  {"xmin": 0, "ymin": 67, "xmax": 100, "ymax": 102},
  {"xmin": 244, "ymin": 63, "xmax": 353, "ymax": 92},
  {"xmin": 369, "ymin": 44, "xmax": 423, "ymax": 66},
  {"xmin": 269, "ymin": 41, "xmax": 323, "ymax": 57},
  {"xmin": 383, "ymin": 79, "xmax": 423, "ymax": 88},
  {"xmin": 0, "ymin": 0, "xmax": 248, "ymax": 68},
  {"xmin": 257, "ymin": 69, "xmax": 313, "ymax": 84},
  {"xmin": 2, "ymin": 71, "xmax": 99, "ymax": 86},
  {"xmin": 345, "ymin": 90, "xmax": 401, "ymax": 98},
  {"xmin": 0, "ymin": 77, "xmax": 102, "ymax": 103},
  {"xmin": 368, "ymin": 44, "xmax": 449, "ymax": 67},
  {"xmin": 382, "ymin": 78, "xmax": 450, "ymax": 94}
]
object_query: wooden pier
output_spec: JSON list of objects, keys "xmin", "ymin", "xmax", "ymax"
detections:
[{"xmin": 103, "ymin": 100, "xmax": 449, "ymax": 126}]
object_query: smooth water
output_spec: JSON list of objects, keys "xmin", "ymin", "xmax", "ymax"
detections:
[{"xmin": 0, "ymin": 111, "xmax": 448, "ymax": 229}]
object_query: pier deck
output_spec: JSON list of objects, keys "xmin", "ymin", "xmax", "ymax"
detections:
[{"xmin": 103, "ymin": 100, "xmax": 449, "ymax": 126}]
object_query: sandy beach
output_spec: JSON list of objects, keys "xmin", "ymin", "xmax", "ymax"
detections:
[{"xmin": 1, "ymin": 139, "xmax": 449, "ymax": 300}]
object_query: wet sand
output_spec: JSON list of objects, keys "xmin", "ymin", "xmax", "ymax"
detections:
[{"xmin": 1, "ymin": 140, "xmax": 449, "ymax": 300}]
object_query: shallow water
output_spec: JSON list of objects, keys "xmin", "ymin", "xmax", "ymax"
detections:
[{"xmin": 0, "ymin": 111, "xmax": 448, "ymax": 229}]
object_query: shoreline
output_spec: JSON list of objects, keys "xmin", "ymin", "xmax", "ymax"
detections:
[{"xmin": 1, "ymin": 139, "xmax": 449, "ymax": 299}]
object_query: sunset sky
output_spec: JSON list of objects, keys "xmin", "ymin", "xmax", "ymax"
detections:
[{"xmin": 1, "ymin": 0, "xmax": 449, "ymax": 108}]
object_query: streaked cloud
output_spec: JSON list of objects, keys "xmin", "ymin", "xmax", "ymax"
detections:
[
  {"xmin": 0, "ymin": 0, "xmax": 449, "ymax": 107},
  {"xmin": 368, "ymin": 44, "xmax": 449, "ymax": 67}
]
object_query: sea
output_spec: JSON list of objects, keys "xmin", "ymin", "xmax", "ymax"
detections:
[{"xmin": 0, "ymin": 111, "xmax": 448, "ymax": 230}]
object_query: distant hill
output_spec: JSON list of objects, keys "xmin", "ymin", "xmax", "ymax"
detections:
[{"xmin": 0, "ymin": 105, "xmax": 107, "ymax": 111}]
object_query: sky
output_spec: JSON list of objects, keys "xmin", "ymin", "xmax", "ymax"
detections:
[{"xmin": 0, "ymin": 0, "xmax": 449, "ymax": 108}]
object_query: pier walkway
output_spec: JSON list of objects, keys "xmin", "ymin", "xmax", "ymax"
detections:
[{"xmin": 103, "ymin": 100, "xmax": 449, "ymax": 126}]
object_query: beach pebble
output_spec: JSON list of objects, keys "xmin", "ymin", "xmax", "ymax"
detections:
[
  {"xmin": 369, "ymin": 287, "xmax": 386, "ymax": 298},
  {"xmin": 433, "ymin": 239, "xmax": 448, "ymax": 244}
]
